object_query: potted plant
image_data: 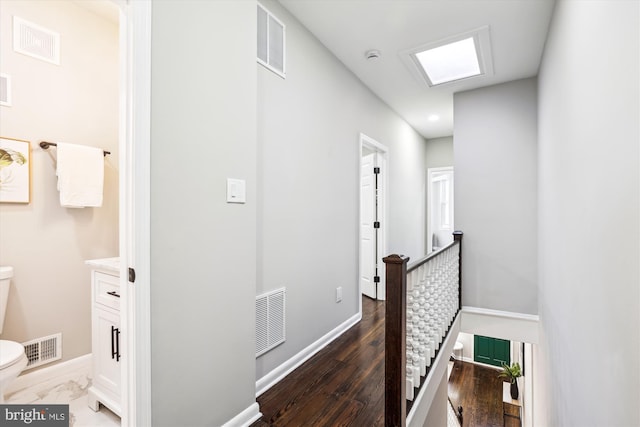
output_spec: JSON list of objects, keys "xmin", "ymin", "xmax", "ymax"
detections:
[{"xmin": 498, "ymin": 362, "xmax": 522, "ymax": 399}]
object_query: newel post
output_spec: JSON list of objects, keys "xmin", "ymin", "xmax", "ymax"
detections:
[
  {"xmin": 384, "ymin": 254, "xmax": 409, "ymax": 427},
  {"xmin": 453, "ymin": 231, "xmax": 463, "ymax": 312}
]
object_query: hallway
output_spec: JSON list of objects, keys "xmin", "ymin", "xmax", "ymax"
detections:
[
  {"xmin": 252, "ymin": 297, "xmax": 385, "ymax": 426},
  {"xmin": 253, "ymin": 297, "xmax": 518, "ymax": 426}
]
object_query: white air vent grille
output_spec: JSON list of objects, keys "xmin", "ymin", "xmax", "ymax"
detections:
[
  {"xmin": 0, "ymin": 74, "xmax": 10, "ymax": 107},
  {"xmin": 256, "ymin": 287, "xmax": 285, "ymax": 357},
  {"xmin": 257, "ymin": 3, "xmax": 285, "ymax": 78},
  {"xmin": 13, "ymin": 17, "xmax": 60, "ymax": 65},
  {"xmin": 22, "ymin": 333, "xmax": 62, "ymax": 370}
]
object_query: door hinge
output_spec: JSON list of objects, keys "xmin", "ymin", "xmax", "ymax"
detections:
[
  {"xmin": 374, "ymin": 221, "xmax": 380, "ymax": 229},
  {"xmin": 373, "ymin": 167, "xmax": 380, "ymax": 174},
  {"xmin": 374, "ymin": 276, "xmax": 380, "ymax": 283},
  {"xmin": 128, "ymin": 267, "xmax": 136, "ymax": 283}
]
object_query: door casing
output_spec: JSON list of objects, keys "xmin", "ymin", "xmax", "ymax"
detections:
[{"xmin": 358, "ymin": 133, "xmax": 388, "ymax": 307}]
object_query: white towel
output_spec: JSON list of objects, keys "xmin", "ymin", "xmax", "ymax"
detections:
[{"xmin": 56, "ymin": 142, "xmax": 104, "ymax": 208}]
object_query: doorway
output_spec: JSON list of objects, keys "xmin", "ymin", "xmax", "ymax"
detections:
[
  {"xmin": 359, "ymin": 134, "xmax": 387, "ymax": 301},
  {"xmin": 427, "ymin": 167, "xmax": 454, "ymax": 253}
]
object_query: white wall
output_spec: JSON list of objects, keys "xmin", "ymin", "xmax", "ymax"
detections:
[
  {"xmin": 537, "ymin": 1, "xmax": 640, "ymax": 426},
  {"xmin": 256, "ymin": 0, "xmax": 428, "ymax": 378},
  {"xmin": 150, "ymin": 1, "xmax": 257, "ymax": 425},
  {"xmin": 454, "ymin": 78, "xmax": 538, "ymax": 314},
  {"xmin": 420, "ymin": 370, "xmax": 448, "ymax": 427},
  {"xmin": 0, "ymin": 0, "xmax": 118, "ymax": 363}
]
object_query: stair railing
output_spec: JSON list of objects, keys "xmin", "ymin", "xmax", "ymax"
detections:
[{"xmin": 384, "ymin": 231, "xmax": 463, "ymax": 427}]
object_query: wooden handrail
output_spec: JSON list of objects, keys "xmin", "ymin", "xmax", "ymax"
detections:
[{"xmin": 384, "ymin": 231, "xmax": 463, "ymax": 427}]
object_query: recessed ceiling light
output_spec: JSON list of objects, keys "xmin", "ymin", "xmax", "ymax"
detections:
[
  {"xmin": 415, "ymin": 38, "xmax": 480, "ymax": 85},
  {"xmin": 428, "ymin": 114, "xmax": 440, "ymax": 122}
]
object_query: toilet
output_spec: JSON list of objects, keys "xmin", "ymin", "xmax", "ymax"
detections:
[{"xmin": 0, "ymin": 266, "xmax": 28, "ymax": 403}]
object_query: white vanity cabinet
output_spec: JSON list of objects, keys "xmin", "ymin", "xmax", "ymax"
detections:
[{"xmin": 86, "ymin": 258, "xmax": 122, "ymax": 416}]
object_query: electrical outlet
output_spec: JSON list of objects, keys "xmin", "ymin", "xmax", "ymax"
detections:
[{"xmin": 336, "ymin": 287, "xmax": 342, "ymax": 303}]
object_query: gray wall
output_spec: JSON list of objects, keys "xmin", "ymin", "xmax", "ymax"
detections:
[
  {"xmin": 425, "ymin": 136, "xmax": 453, "ymax": 170},
  {"xmin": 150, "ymin": 1, "xmax": 257, "ymax": 425},
  {"xmin": 0, "ymin": 0, "xmax": 118, "ymax": 363},
  {"xmin": 256, "ymin": 0, "xmax": 428, "ymax": 378},
  {"xmin": 536, "ymin": 1, "xmax": 639, "ymax": 426},
  {"xmin": 454, "ymin": 78, "xmax": 538, "ymax": 314}
]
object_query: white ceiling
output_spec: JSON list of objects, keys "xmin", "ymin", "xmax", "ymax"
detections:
[{"xmin": 279, "ymin": 0, "xmax": 556, "ymax": 139}]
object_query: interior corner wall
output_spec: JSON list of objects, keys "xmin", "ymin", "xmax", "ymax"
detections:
[
  {"xmin": 150, "ymin": 1, "xmax": 257, "ymax": 425},
  {"xmin": 537, "ymin": 1, "xmax": 640, "ymax": 426},
  {"xmin": 453, "ymin": 78, "xmax": 538, "ymax": 314},
  {"xmin": 0, "ymin": 0, "xmax": 119, "ymax": 363},
  {"xmin": 256, "ymin": 0, "xmax": 428, "ymax": 379}
]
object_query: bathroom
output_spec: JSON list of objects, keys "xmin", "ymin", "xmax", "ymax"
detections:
[{"xmin": 0, "ymin": 0, "xmax": 121, "ymax": 423}]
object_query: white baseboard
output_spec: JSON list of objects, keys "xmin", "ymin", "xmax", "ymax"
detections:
[
  {"xmin": 222, "ymin": 402, "xmax": 262, "ymax": 427},
  {"xmin": 459, "ymin": 356, "xmax": 502, "ymax": 371},
  {"xmin": 255, "ymin": 312, "xmax": 362, "ymax": 397},
  {"xmin": 8, "ymin": 354, "xmax": 92, "ymax": 394}
]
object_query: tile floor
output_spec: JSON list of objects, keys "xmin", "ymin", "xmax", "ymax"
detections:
[{"xmin": 6, "ymin": 368, "xmax": 120, "ymax": 427}]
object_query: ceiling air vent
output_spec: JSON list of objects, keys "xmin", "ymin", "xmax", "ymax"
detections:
[
  {"xmin": 0, "ymin": 74, "xmax": 11, "ymax": 107},
  {"xmin": 13, "ymin": 16, "xmax": 60, "ymax": 65}
]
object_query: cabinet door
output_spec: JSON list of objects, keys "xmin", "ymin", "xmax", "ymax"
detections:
[
  {"xmin": 474, "ymin": 335, "xmax": 510, "ymax": 367},
  {"xmin": 93, "ymin": 307, "xmax": 121, "ymax": 397}
]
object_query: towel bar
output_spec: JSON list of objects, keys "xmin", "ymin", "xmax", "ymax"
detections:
[{"xmin": 39, "ymin": 141, "xmax": 110, "ymax": 156}]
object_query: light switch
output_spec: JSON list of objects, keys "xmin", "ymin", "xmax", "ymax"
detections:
[
  {"xmin": 226, "ymin": 178, "xmax": 246, "ymax": 204},
  {"xmin": 227, "ymin": 178, "xmax": 247, "ymax": 203}
]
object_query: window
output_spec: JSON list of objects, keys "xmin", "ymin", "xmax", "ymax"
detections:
[{"xmin": 257, "ymin": 3, "xmax": 285, "ymax": 78}]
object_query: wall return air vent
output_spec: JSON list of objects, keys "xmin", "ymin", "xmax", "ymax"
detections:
[
  {"xmin": 13, "ymin": 16, "xmax": 60, "ymax": 65},
  {"xmin": 256, "ymin": 287, "xmax": 286, "ymax": 357},
  {"xmin": 22, "ymin": 333, "xmax": 62, "ymax": 370}
]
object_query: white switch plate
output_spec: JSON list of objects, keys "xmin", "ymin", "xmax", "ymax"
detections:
[
  {"xmin": 336, "ymin": 286, "xmax": 342, "ymax": 303},
  {"xmin": 226, "ymin": 178, "xmax": 246, "ymax": 204}
]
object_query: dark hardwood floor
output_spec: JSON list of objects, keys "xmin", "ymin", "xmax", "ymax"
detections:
[
  {"xmin": 252, "ymin": 297, "xmax": 386, "ymax": 427},
  {"xmin": 448, "ymin": 360, "xmax": 520, "ymax": 427},
  {"xmin": 253, "ymin": 297, "xmax": 516, "ymax": 427}
]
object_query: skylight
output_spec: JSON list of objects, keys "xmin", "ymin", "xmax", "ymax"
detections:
[{"xmin": 414, "ymin": 37, "xmax": 481, "ymax": 86}]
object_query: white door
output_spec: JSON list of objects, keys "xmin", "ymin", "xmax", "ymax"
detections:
[
  {"xmin": 361, "ymin": 151, "xmax": 386, "ymax": 299},
  {"xmin": 360, "ymin": 154, "xmax": 377, "ymax": 299},
  {"xmin": 427, "ymin": 167, "xmax": 454, "ymax": 252}
]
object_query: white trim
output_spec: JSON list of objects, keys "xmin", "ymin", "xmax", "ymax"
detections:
[
  {"xmin": 358, "ymin": 133, "xmax": 389, "ymax": 303},
  {"xmin": 407, "ymin": 313, "xmax": 461, "ymax": 427},
  {"xmin": 460, "ymin": 306, "xmax": 540, "ymax": 344},
  {"xmin": 118, "ymin": 0, "xmax": 152, "ymax": 426},
  {"xmin": 7, "ymin": 354, "xmax": 91, "ymax": 394},
  {"xmin": 459, "ymin": 356, "xmax": 502, "ymax": 370},
  {"xmin": 255, "ymin": 312, "xmax": 361, "ymax": 397},
  {"xmin": 222, "ymin": 402, "xmax": 262, "ymax": 427}
]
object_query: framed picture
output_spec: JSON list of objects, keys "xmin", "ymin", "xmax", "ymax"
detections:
[{"xmin": 0, "ymin": 137, "xmax": 31, "ymax": 203}]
